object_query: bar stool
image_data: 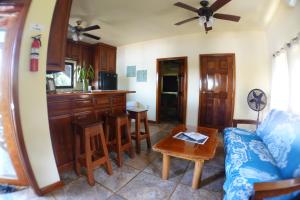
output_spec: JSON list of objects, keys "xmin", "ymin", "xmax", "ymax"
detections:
[
  {"xmin": 74, "ymin": 120, "xmax": 113, "ymax": 186},
  {"xmin": 106, "ymin": 113, "xmax": 135, "ymax": 167},
  {"xmin": 127, "ymin": 108, "xmax": 151, "ymax": 154}
]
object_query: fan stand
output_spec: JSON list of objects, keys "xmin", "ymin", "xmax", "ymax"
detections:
[{"xmin": 256, "ymin": 110, "xmax": 260, "ymax": 129}]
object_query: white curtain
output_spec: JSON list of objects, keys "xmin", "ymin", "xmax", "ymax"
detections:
[
  {"xmin": 271, "ymin": 35, "xmax": 300, "ymax": 114},
  {"xmin": 270, "ymin": 50, "xmax": 289, "ymax": 111},
  {"xmin": 288, "ymin": 40, "xmax": 300, "ymax": 114}
]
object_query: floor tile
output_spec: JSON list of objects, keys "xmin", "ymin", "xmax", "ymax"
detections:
[
  {"xmin": 170, "ymin": 184, "xmax": 221, "ymax": 200},
  {"xmin": 0, "ymin": 188, "xmax": 53, "ymax": 200},
  {"xmin": 52, "ymin": 177, "xmax": 112, "ymax": 200},
  {"xmin": 60, "ymin": 170, "xmax": 80, "ymax": 184},
  {"xmin": 181, "ymin": 163, "xmax": 225, "ymax": 191},
  {"xmin": 106, "ymin": 194, "xmax": 126, "ymax": 200},
  {"xmin": 117, "ymin": 172, "xmax": 176, "ymax": 200},
  {"xmin": 124, "ymin": 150, "xmax": 159, "ymax": 170},
  {"xmin": 143, "ymin": 156, "xmax": 189, "ymax": 183},
  {"xmin": 94, "ymin": 164, "xmax": 140, "ymax": 192},
  {"xmin": 205, "ymin": 146, "xmax": 225, "ymax": 169}
]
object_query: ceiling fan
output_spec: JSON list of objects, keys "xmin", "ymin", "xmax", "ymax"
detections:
[
  {"xmin": 174, "ymin": 0, "xmax": 241, "ymax": 33},
  {"xmin": 68, "ymin": 20, "xmax": 101, "ymax": 41}
]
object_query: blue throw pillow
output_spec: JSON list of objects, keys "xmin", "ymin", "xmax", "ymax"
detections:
[{"xmin": 256, "ymin": 109, "xmax": 300, "ymax": 179}]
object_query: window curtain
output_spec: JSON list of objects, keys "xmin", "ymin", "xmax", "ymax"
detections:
[{"xmin": 270, "ymin": 34, "xmax": 300, "ymax": 114}]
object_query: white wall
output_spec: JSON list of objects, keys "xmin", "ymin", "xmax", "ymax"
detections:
[
  {"xmin": 117, "ymin": 31, "xmax": 270, "ymax": 126},
  {"xmin": 266, "ymin": 1, "xmax": 300, "ymax": 54},
  {"xmin": 18, "ymin": 0, "xmax": 59, "ymax": 188}
]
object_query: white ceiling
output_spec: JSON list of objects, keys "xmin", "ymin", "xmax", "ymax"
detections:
[{"xmin": 70, "ymin": 0, "xmax": 279, "ymax": 46}]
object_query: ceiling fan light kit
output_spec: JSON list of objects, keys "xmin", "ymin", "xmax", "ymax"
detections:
[{"xmin": 174, "ymin": 0, "xmax": 241, "ymax": 33}]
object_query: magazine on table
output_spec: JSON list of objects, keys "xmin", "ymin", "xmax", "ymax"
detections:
[{"xmin": 173, "ymin": 131, "xmax": 209, "ymax": 145}]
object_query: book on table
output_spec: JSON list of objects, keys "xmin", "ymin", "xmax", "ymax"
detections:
[{"xmin": 173, "ymin": 131, "xmax": 209, "ymax": 145}]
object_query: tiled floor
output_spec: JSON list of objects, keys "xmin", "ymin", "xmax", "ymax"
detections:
[{"xmin": 0, "ymin": 122, "xmax": 225, "ymax": 200}]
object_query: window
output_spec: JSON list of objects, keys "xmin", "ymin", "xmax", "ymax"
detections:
[
  {"xmin": 271, "ymin": 34, "xmax": 300, "ymax": 114},
  {"xmin": 53, "ymin": 62, "xmax": 75, "ymax": 88}
]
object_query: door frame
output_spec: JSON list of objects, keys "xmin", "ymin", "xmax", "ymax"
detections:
[
  {"xmin": 0, "ymin": 0, "xmax": 43, "ymax": 195},
  {"xmin": 198, "ymin": 53, "xmax": 236, "ymax": 128},
  {"xmin": 156, "ymin": 56, "xmax": 188, "ymax": 124}
]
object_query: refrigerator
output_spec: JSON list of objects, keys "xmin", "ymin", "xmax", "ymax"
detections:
[{"xmin": 98, "ymin": 72, "xmax": 118, "ymax": 90}]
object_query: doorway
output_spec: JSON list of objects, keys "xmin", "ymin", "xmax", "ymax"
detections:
[
  {"xmin": 198, "ymin": 54, "xmax": 235, "ymax": 131},
  {"xmin": 156, "ymin": 57, "xmax": 187, "ymax": 124},
  {"xmin": 0, "ymin": 0, "xmax": 40, "ymax": 193}
]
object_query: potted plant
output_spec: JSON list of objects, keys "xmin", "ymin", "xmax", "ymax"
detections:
[{"xmin": 77, "ymin": 64, "xmax": 95, "ymax": 92}]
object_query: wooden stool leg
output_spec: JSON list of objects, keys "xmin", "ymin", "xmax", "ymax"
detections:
[
  {"xmin": 116, "ymin": 119, "xmax": 123, "ymax": 167},
  {"xmin": 74, "ymin": 132, "xmax": 81, "ymax": 176},
  {"xmin": 144, "ymin": 113, "xmax": 151, "ymax": 149},
  {"xmin": 135, "ymin": 114, "xmax": 141, "ymax": 154},
  {"xmin": 162, "ymin": 154, "xmax": 170, "ymax": 180},
  {"xmin": 192, "ymin": 160, "xmax": 204, "ymax": 189},
  {"xmin": 84, "ymin": 134, "xmax": 95, "ymax": 186},
  {"xmin": 99, "ymin": 124, "xmax": 113, "ymax": 175},
  {"xmin": 127, "ymin": 118, "xmax": 135, "ymax": 158}
]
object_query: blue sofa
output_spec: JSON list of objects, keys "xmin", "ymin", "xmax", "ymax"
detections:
[{"xmin": 223, "ymin": 110, "xmax": 300, "ymax": 200}]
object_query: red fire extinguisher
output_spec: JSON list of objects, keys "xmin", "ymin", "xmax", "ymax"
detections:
[{"xmin": 30, "ymin": 35, "xmax": 41, "ymax": 72}]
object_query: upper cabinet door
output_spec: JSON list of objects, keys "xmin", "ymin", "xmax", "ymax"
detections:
[
  {"xmin": 47, "ymin": 0, "xmax": 73, "ymax": 72},
  {"xmin": 107, "ymin": 46, "xmax": 116, "ymax": 72}
]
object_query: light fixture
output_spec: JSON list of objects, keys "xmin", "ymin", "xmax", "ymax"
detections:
[
  {"xmin": 206, "ymin": 16, "xmax": 214, "ymax": 28},
  {"xmin": 72, "ymin": 33, "xmax": 78, "ymax": 41},
  {"xmin": 198, "ymin": 16, "xmax": 206, "ymax": 26},
  {"xmin": 286, "ymin": 0, "xmax": 297, "ymax": 7},
  {"xmin": 78, "ymin": 34, "xmax": 83, "ymax": 41}
]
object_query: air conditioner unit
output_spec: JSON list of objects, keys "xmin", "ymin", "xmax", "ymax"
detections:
[{"xmin": 286, "ymin": 0, "xmax": 298, "ymax": 7}]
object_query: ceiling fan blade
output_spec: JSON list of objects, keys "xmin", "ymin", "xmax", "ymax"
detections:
[
  {"xmin": 213, "ymin": 13, "xmax": 240, "ymax": 22},
  {"xmin": 83, "ymin": 33, "xmax": 101, "ymax": 40},
  {"xmin": 174, "ymin": 16, "xmax": 199, "ymax": 26},
  {"xmin": 174, "ymin": 2, "xmax": 198, "ymax": 13},
  {"xmin": 82, "ymin": 25, "xmax": 100, "ymax": 32},
  {"xmin": 204, "ymin": 23, "xmax": 212, "ymax": 33},
  {"xmin": 209, "ymin": 0, "xmax": 231, "ymax": 12}
]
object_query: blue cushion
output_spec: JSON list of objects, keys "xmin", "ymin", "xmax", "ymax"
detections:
[
  {"xmin": 257, "ymin": 110, "xmax": 300, "ymax": 179},
  {"xmin": 223, "ymin": 128, "xmax": 281, "ymax": 200}
]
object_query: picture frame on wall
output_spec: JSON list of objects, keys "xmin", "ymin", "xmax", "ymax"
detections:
[{"xmin": 46, "ymin": 77, "xmax": 56, "ymax": 93}]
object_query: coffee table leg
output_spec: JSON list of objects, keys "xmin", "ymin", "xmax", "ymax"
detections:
[
  {"xmin": 192, "ymin": 160, "xmax": 204, "ymax": 189},
  {"xmin": 162, "ymin": 154, "xmax": 170, "ymax": 180}
]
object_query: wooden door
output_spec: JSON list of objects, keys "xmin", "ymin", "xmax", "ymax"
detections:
[
  {"xmin": 177, "ymin": 59, "xmax": 187, "ymax": 123},
  {"xmin": 198, "ymin": 54, "xmax": 235, "ymax": 131}
]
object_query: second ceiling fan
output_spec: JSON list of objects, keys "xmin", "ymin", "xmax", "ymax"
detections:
[
  {"xmin": 174, "ymin": 0, "xmax": 241, "ymax": 33},
  {"xmin": 69, "ymin": 20, "xmax": 101, "ymax": 41}
]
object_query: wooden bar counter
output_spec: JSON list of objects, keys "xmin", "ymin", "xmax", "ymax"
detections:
[{"xmin": 47, "ymin": 90, "xmax": 134, "ymax": 173}]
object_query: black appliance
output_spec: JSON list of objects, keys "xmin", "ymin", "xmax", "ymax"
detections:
[{"xmin": 98, "ymin": 72, "xmax": 118, "ymax": 90}]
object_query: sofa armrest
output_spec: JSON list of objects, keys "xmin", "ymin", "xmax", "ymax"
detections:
[
  {"xmin": 232, "ymin": 119, "xmax": 257, "ymax": 127},
  {"xmin": 252, "ymin": 178, "xmax": 300, "ymax": 200}
]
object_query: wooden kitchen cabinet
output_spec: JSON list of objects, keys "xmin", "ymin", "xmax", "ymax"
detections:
[
  {"xmin": 93, "ymin": 43, "xmax": 117, "ymax": 88},
  {"xmin": 96, "ymin": 44, "xmax": 116, "ymax": 73},
  {"xmin": 47, "ymin": 0, "xmax": 73, "ymax": 72},
  {"xmin": 48, "ymin": 114, "xmax": 74, "ymax": 169},
  {"xmin": 47, "ymin": 91, "xmax": 130, "ymax": 173},
  {"xmin": 65, "ymin": 40, "xmax": 81, "ymax": 61},
  {"xmin": 66, "ymin": 40, "xmax": 94, "ymax": 67},
  {"xmin": 80, "ymin": 44, "xmax": 93, "ymax": 67}
]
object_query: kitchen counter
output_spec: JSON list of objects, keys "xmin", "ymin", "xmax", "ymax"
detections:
[
  {"xmin": 47, "ymin": 90, "xmax": 135, "ymax": 173},
  {"xmin": 47, "ymin": 90, "xmax": 135, "ymax": 97}
]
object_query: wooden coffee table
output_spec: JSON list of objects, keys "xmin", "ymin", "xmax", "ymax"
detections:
[{"xmin": 152, "ymin": 125, "xmax": 219, "ymax": 189}]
